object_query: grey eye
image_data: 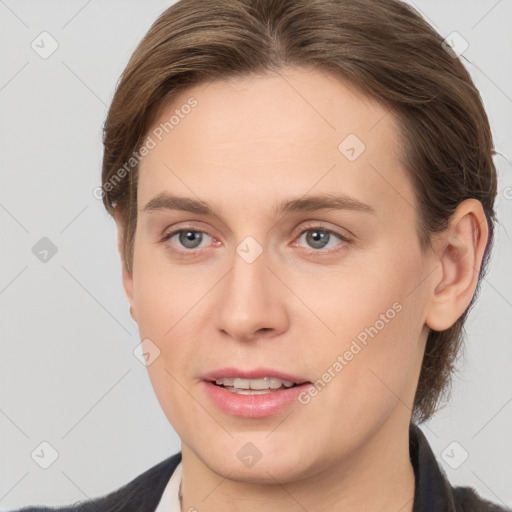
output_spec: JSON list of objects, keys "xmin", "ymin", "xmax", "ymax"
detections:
[
  {"xmin": 304, "ymin": 230, "xmax": 332, "ymax": 249},
  {"xmin": 178, "ymin": 230, "xmax": 204, "ymax": 249}
]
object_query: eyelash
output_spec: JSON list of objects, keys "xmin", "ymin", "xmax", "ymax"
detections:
[{"xmin": 159, "ymin": 225, "xmax": 351, "ymax": 258}]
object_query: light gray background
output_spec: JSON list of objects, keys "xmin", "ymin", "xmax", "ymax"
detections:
[{"xmin": 0, "ymin": 0, "xmax": 511, "ymax": 509}]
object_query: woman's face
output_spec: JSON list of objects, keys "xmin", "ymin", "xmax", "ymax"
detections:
[{"xmin": 122, "ymin": 66, "xmax": 436, "ymax": 483}]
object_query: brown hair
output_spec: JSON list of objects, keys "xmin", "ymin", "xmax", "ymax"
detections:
[{"xmin": 101, "ymin": 0, "xmax": 497, "ymax": 423}]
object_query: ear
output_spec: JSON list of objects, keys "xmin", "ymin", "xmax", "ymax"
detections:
[
  {"xmin": 112, "ymin": 206, "xmax": 136, "ymax": 322},
  {"xmin": 425, "ymin": 199, "xmax": 489, "ymax": 332}
]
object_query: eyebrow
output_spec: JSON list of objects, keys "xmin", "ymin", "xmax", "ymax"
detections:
[{"xmin": 141, "ymin": 192, "xmax": 377, "ymax": 217}]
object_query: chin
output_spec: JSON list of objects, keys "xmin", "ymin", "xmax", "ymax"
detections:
[
  {"xmin": 207, "ymin": 455, "xmax": 314, "ymax": 485},
  {"xmin": 189, "ymin": 433, "xmax": 320, "ymax": 485}
]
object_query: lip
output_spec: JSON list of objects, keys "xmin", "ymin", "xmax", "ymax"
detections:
[{"xmin": 201, "ymin": 367, "xmax": 312, "ymax": 418}]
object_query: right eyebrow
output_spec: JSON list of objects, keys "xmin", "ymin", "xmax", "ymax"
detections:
[{"xmin": 142, "ymin": 194, "xmax": 217, "ymax": 216}]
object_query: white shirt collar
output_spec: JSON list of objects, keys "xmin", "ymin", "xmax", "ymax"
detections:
[{"xmin": 154, "ymin": 461, "xmax": 182, "ymax": 512}]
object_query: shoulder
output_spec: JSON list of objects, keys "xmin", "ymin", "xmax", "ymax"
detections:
[
  {"xmin": 409, "ymin": 423, "xmax": 510, "ymax": 512},
  {"xmin": 452, "ymin": 485, "xmax": 512, "ymax": 512},
  {"xmin": 10, "ymin": 452, "xmax": 182, "ymax": 512}
]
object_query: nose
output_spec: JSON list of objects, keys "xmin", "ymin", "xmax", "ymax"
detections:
[{"xmin": 213, "ymin": 246, "xmax": 290, "ymax": 343}]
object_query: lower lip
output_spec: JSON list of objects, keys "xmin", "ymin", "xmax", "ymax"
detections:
[{"xmin": 203, "ymin": 381, "xmax": 312, "ymax": 418}]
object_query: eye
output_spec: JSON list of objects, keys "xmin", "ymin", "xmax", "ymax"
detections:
[
  {"xmin": 162, "ymin": 229, "xmax": 213, "ymax": 251},
  {"xmin": 159, "ymin": 225, "xmax": 350, "ymax": 257},
  {"xmin": 295, "ymin": 227, "xmax": 350, "ymax": 252}
]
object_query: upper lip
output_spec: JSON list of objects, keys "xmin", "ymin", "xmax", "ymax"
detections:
[{"xmin": 202, "ymin": 367, "xmax": 310, "ymax": 384}]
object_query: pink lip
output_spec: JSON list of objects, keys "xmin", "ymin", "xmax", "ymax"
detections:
[{"xmin": 201, "ymin": 367, "xmax": 312, "ymax": 418}]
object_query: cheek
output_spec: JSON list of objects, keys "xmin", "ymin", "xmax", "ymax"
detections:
[
  {"xmin": 131, "ymin": 244, "xmax": 199, "ymax": 336},
  {"xmin": 294, "ymin": 260, "xmax": 411, "ymax": 346},
  {"xmin": 308, "ymin": 248, "xmax": 427, "ymax": 395},
  {"xmin": 130, "ymin": 244, "xmax": 207, "ymax": 399}
]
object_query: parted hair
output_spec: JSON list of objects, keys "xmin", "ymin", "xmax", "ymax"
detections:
[{"xmin": 101, "ymin": 0, "xmax": 497, "ymax": 423}]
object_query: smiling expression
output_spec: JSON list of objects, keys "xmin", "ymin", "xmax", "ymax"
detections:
[{"xmin": 119, "ymin": 66, "xmax": 435, "ymax": 483}]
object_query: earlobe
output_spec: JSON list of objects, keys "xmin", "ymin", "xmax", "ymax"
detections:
[
  {"xmin": 112, "ymin": 206, "xmax": 136, "ymax": 321},
  {"xmin": 425, "ymin": 199, "xmax": 489, "ymax": 332}
]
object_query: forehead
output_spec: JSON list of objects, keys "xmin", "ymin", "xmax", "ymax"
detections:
[{"xmin": 137, "ymin": 66, "xmax": 414, "ymax": 220}]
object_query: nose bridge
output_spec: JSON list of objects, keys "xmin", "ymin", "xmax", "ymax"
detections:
[{"xmin": 214, "ymin": 240, "xmax": 288, "ymax": 341}]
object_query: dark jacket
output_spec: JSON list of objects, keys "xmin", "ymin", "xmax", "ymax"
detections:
[{"xmin": 13, "ymin": 423, "xmax": 511, "ymax": 511}]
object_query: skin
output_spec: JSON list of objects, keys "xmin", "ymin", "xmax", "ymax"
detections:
[{"xmin": 114, "ymin": 66, "xmax": 488, "ymax": 512}]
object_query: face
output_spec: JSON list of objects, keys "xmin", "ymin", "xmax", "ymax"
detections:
[{"xmin": 121, "ymin": 66, "xmax": 435, "ymax": 483}]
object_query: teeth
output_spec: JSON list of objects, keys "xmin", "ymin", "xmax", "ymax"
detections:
[
  {"xmin": 216, "ymin": 378, "xmax": 234, "ymax": 386},
  {"xmin": 214, "ymin": 377, "xmax": 297, "ymax": 390},
  {"xmin": 234, "ymin": 378, "xmax": 251, "ymax": 389}
]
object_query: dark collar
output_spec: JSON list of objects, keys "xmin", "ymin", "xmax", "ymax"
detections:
[
  {"xmin": 410, "ymin": 422, "xmax": 510, "ymax": 512},
  {"xmin": 410, "ymin": 422, "xmax": 457, "ymax": 511},
  {"xmin": 60, "ymin": 423, "xmax": 508, "ymax": 511}
]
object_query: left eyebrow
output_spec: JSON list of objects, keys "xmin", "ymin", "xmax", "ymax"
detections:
[
  {"xmin": 141, "ymin": 192, "xmax": 376, "ymax": 217},
  {"xmin": 274, "ymin": 193, "xmax": 377, "ymax": 216}
]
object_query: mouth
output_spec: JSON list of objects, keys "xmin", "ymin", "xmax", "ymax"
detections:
[
  {"xmin": 201, "ymin": 368, "xmax": 312, "ymax": 417},
  {"xmin": 209, "ymin": 377, "xmax": 299, "ymax": 395}
]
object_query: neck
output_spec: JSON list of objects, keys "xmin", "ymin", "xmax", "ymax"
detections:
[{"xmin": 180, "ymin": 416, "xmax": 415, "ymax": 512}]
